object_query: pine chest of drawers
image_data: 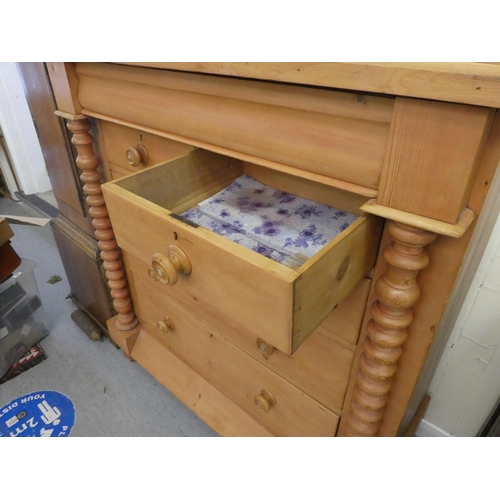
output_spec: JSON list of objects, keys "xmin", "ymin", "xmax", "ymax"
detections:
[{"xmin": 48, "ymin": 62, "xmax": 500, "ymax": 436}]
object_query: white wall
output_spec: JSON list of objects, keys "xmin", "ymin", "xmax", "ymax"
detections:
[
  {"xmin": 0, "ymin": 62, "xmax": 51, "ymax": 195},
  {"xmin": 416, "ymin": 211, "xmax": 500, "ymax": 437}
]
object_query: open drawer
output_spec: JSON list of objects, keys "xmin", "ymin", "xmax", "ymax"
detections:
[{"xmin": 102, "ymin": 149, "xmax": 383, "ymax": 354}]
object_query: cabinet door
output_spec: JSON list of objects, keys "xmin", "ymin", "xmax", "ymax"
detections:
[{"xmin": 16, "ymin": 62, "xmax": 90, "ymax": 228}]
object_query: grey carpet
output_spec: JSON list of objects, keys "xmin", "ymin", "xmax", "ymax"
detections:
[{"xmin": 0, "ymin": 197, "xmax": 217, "ymax": 436}]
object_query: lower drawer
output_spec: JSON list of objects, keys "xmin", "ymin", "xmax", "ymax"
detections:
[
  {"xmin": 126, "ymin": 252, "xmax": 356, "ymax": 411},
  {"xmin": 133, "ymin": 274, "xmax": 340, "ymax": 436}
]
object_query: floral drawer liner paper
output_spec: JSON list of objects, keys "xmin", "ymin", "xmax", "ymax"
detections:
[
  {"xmin": 181, "ymin": 175, "xmax": 357, "ymax": 267},
  {"xmin": 181, "ymin": 208, "xmax": 303, "ymax": 268}
]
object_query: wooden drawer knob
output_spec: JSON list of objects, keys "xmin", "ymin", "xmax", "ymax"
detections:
[
  {"xmin": 256, "ymin": 338, "xmax": 275, "ymax": 356},
  {"xmin": 151, "ymin": 245, "xmax": 192, "ymax": 285},
  {"xmin": 254, "ymin": 389, "xmax": 276, "ymax": 412},
  {"xmin": 126, "ymin": 144, "xmax": 149, "ymax": 167},
  {"xmin": 157, "ymin": 317, "xmax": 175, "ymax": 335}
]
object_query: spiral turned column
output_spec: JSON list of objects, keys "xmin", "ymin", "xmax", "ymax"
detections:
[
  {"xmin": 67, "ymin": 118, "xmax": 139, "ymax": 331},
  {"xmin": 345, "ymin": 221, "xmax": 437, "ymax": 437}
]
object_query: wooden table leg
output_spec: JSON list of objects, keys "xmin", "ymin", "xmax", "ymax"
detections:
[
  {"xmin": 67, "ymin": 118, "xmax": 139, "ymax": 332},
  {"xmin": 344, "ymin": 221, "xmax": 437, "ymax": 437}
]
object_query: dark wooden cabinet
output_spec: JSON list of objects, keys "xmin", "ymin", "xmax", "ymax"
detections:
[{"xmin": 17, "ymin": 62, "xmax": 114, "ymax": 330}]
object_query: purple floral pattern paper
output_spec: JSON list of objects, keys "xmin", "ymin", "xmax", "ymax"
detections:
[
  {"xmin": 181, "ymin": 175, "xmax": 357, "ymax": 268},
  {"xmin": 197, "ymin": 175, "xmax": 357, "ymax": 257},
  {"xmin": 181, "ymin": 208, "xmax": 304, "ymax": 268}
]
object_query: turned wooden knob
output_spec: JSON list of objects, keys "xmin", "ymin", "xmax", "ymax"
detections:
[
  {"xmin": 254, "ymin": 389, "xmax": 276, "ymax": 412},
  {"xmin": 157, "ymin": 317, "xmax": 175, "ymax": 335},
  {"xmin": 126, "ymin": 144, "xmax": 149, "ymax": 167},
  {"xmin": 148, "ymin": 268, "xmax": 158, "ymax": 281},
  {"xmin": 256, "ymin": 338, "xmax": 275, "ymax": 356},
  {"xmin": 151, "ymin": 245, "xmax": 192, "ymax": 285}
]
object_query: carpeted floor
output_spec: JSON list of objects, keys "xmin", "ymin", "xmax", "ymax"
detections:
[{"xmin": 0, "ymin": 195, "xmax": 218, "ymax": 437}]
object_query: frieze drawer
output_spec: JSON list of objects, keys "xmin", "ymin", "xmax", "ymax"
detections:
[{"xmin": 100, "ymin": 120, "xmax": 194, "ymax": 173}]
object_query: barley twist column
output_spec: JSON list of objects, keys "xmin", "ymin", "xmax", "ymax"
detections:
[
  {"xmin": 67, "ymin": 118, "xmax": 139, "ymax": 331},
  {"xmin": 344, "ymin": 221, "xmax": 437, "ymax": 437}
]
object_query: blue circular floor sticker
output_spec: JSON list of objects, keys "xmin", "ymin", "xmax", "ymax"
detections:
[{"xmin": 0, "ymin": 391, "xmax": 75, "ymax": 437}]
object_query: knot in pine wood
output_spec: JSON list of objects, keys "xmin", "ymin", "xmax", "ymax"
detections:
[{"xmin": 375, "ymin": 275, "xmax": 420, "ymax": 310}]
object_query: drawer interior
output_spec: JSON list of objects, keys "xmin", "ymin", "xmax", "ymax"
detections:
[
  {"xmin": 104, "ymin": 148, "xmax": 383, "ymax": 353},
  {"xmin": 114, "ymin": 149, "xmax": 370, "ymax": 271}
]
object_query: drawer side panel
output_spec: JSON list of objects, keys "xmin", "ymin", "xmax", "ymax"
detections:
[
  {"xmin": 293, "ymin": 214, "xmax": 383, "ymax": 351},
  {"xmin": 315, "ymin": 277, "xmax": 372, "ymax": 346}
]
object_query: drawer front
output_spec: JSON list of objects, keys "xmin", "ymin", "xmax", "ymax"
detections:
[
  {"xmin": 100, "ymin": 121, "xmax": 194, "ymax": 172},
  {"xmin": 127, "ymin": 253, "xmax": 354, "ymax": 411},
  {"xmin": 130, "ymin": 329, "xmax": 274, "ymax": 437},
  {"xmin": 103, "ymin": 179, "xmax": 297, "ymax": 353},
  {"xmin": 133, "ymin": 274, "xmax": 340, "ymax": 437},
  {"xmin": 102, "ymin": 150, "xmax": 383, "ymax": 353}
]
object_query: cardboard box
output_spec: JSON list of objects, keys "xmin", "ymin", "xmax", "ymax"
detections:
[{"xmin": 0, "ymin": 217, "xmax": 14, "ymax": 247}]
